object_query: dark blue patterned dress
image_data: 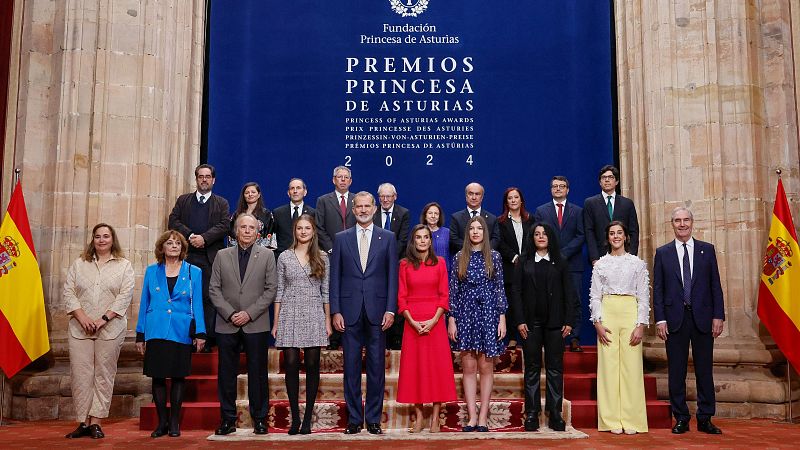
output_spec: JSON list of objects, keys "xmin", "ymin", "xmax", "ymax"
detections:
[{"xmin": 449, "ymin": 250, "xmax": 508, "ymax": 357}]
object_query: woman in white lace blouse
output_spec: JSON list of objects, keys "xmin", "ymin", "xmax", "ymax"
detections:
[{"xmin": 589, "ymin": 221, "xmax": 649, "ymax": 435}]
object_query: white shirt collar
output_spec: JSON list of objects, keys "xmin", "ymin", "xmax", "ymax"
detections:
[
  {"xmin": 602, "ymin": 191, "xmax": 615, "ymax": 200},
  {"xmin": 552, "ymin": 199, "xmax": 566, "ymax": 206},
  {"xmin": 290, "ymin": 201, "xmax": 304, "ymax": 210},
  {"xmin": 358, "ymin": 223, "xmax": 374, "ymax": 234},
  {"xmin": 196, "ymin": 191, "xmax": 211, "ymax": 202},
  {"xmin": 674, "ymin": 237, "xmax": 694, "ymax": 250},
  {"xmin": 338, "ymin": 191, "xmax": 349, "ymax": 200},
  {"xmin": 468, "ymin": 207, "xmax": 482, "ymax": 216},
  {"xmin": 382, "ymin": 205, "xmax": 394, "ymax": 214},
  {"xmin": 534, "ymin": 252, "xmax": 550, "ymax": 262}
]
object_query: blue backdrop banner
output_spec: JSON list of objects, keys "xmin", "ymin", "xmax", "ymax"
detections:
[{"xmin": 207, "ymin": 0, "xmax": 615, "ymax": 341}]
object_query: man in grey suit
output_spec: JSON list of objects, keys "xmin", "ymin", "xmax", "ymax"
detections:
[
  {"xmin": 209, "ymin": 214, "xmax": 277, "ymax": 436},
  {"xmin": 315, "ymin": 166, "xmax": 356, "ymax": 253}
]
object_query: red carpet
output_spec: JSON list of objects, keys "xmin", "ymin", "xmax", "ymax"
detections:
[{"xmin": 139, "ymin": 346, "xmax": 672, "ymax": 431}]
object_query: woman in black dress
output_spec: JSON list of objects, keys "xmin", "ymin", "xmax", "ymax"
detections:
[
  {"xmin": 229, "ymin": 182, "xmax": 275, "ymax": 248},
  {"xmin": 135, "ymin": 230, "xmax": 206, "ymax": 437},
  {"xmin": 510, "ymin": 223, "xmax": 578, "ymax": 432}
]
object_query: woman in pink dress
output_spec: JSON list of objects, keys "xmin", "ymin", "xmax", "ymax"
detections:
[{"xmin": 396, "ymin": 224, "xmax": 457, "ymax": 433}]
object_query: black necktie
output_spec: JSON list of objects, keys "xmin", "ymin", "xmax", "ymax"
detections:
[
  {"xmin": 682, "ymin": 243, "xmax": 691, "ymax": 305},
  {"xmin": 239, "ymin": 247, "xmax": 250, "ymax": 281},
  {"xmin": 199, "ymin": 195, "xmax": 206, "ymax": 204},
  {"xmin": 292, "ymin": 206, "xmax": 299, "ymax": 220},
  {"xmin": 471, "ymin": 210, "xmax": 478, "ymax": 217}
]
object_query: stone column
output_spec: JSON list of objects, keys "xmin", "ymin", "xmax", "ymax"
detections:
[
  {"xmin": 6, "ymin": 0, "xmax": 206, "ymax": 419},
  {"xmin": 615, "ymin": 0, "xmax": 800, "ymax": 418}
]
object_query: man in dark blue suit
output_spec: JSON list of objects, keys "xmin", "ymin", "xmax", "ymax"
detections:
[
  {"xmin": 533, "ymin": 176, "xmax": 585, "ymax": 352},
  {"xmin": 330, "ymin": 191, "xmax": 398, "ymax": 435},
  {"xmin": 653, "ymin": 207, "xmax": 725, "ymax": 435},
  {"xmin": 449, "ymin": 182, "xmax": 501, "ymax": 254}
]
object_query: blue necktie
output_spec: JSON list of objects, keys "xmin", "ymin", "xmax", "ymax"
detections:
[
  {"xmin": 384, "ymin": 211, "xmax": 391, "ymax": 229},
  {"xmin": 682, "ymin": 243, "xmax": 691, "ymax": 305}
]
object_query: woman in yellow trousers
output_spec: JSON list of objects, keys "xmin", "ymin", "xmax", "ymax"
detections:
[{"xmin": 589, "ymin": 221, "xmax": 649, "ymax": 435}]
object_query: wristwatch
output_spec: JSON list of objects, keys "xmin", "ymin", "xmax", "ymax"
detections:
[{"xmin": 101, "ymin": 314, "xmax": 110, "ymax": 322}]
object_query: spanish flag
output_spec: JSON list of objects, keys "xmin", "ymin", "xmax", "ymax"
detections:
[
  {"xmin": 0, "ymin": 181, "xmax": 49, "ymax": 378},
  {"xmin": 757, "ymin": 178, "xmax": 800, "ymax": 373}
]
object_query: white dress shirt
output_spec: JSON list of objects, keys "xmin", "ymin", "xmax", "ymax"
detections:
[{"xmin": 196, "ymin": 191, "xmax": 212, "ymax": 202}]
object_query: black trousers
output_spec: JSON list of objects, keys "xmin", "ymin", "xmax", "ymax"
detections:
[
  {"xmin": 187, "ymin": 252, "xmax": 214, "ymax": 344},
  {"xmin": 665, "ymin": 308, "xmax": 716, "ymax": 421},
  {"xmin": 520, "ymin": 324, "xmax": 564, "ymax": 416},
  {"xmin": 217, "ymin": 330, "xmax": 269, "ymax": 422}
]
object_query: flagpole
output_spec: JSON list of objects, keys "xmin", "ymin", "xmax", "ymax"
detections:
[
  {"xmin": 1, "ymin": 170, "xmax": 21, "ymax": 426},
  {"xmin": 13, "ymin": 168, "xmax": 20, "ymax": 185}
]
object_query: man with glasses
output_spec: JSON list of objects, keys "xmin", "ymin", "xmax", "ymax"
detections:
[
  {"xmin": 533, "ymin": 176, "xmax": 586, "ymax": 352},
  {"xmin": 373, "ymin": 182, "xmax": 409, "ymax": 349},
  {"xmin": 315, "ymin": 166, "xmax": 356, "ymax": 253},
  {"xmin": 583, "ymin": 165, "xmax": 640, "ymax": 265},
  {"xmin": 168, "ymin": 163, "xmax": 230, "ymax": 350}
]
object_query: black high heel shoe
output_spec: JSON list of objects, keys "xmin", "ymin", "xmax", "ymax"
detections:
[
  {"xmin": 288, "ymin": 421, "xmax": 300, "ymax": 435},
  {"xmin": 168, "ymin": 423, "xmax": 181, "ymax": 437},
  {"xmin": 299, "ymin": 420, "xmax": 312, "ymax": 435},
  {"xmin": 151, "ymin": 423, "xmax": 169, "ymax": 438}
]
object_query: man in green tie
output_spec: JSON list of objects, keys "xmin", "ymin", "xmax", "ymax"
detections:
[{"xmin": 583, "ymin": 165, "xmax": 640, "ymax": 265}]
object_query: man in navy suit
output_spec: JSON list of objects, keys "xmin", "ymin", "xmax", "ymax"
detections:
[
  {"xmin": 583, "ymin": 165, "xmax": 639, "ymax": 264},
  {"xmin": 653, "ymin": 207, "xmax": 725, "ymax": 435},
  {"xmin": 330, "ymin": 191, "xmax": 398, "ymax": 435},
  {"xmin": 449, "ymin": 182, "xmax": 501, "ymax": 254},
  {"xmin": 533, "ymin": 176, "xmax": 585, "ymax": 352}
]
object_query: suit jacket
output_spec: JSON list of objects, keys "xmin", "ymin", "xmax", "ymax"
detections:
[
  {"xmin": 208, "ymin": 245, "xmax": 277, "ymax": 334},
  {"xmin": 653, "ymin": 239, "xmax": 725, "ymax": 334},
  {"xmin": 273, "ymin": 203, "xmax": 315, "ymax": 255},
  {"xmin": 168, "ymin": 192, "xmax": 230, "ymax": 263},
  {"xmin": 510, "ymin": 256, "xmax": 579, "ymax": 329},
  {"xmin": 136, "ymin": 261, "xmax": 206, "ymax": 345},
  {"xmin": 329, "ymin": 226, "xmax": 399, "ymax": 326},
  {"xmin": 373, "ymin": 203, "xmax": 410, "ymax": 259},
  {"xmin": 533, "ymin": 201, "xmax": 585, "ymax": 272},
  {"xmin": 449, "ymin": 208, "xmax": 501, "ymax": 254},
  {"xmin": 497, "ymin": 215, "xmax": 534, "ymax": 285},
  {"xmin": 583, "ymin": 193, "xmax": 639, "ymax": 262},
  {"xmin": 315, "ymin": 191, "xmax": 356, "ymax": 252}
]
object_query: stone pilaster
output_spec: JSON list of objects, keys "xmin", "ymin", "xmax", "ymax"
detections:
[
  {"xmin": 5, "ymin": 0, "xmax": 206, "ymax": 419},
  {"xmin": 615, "ymin": 0, "xmax": 800, "ymax": 418}
]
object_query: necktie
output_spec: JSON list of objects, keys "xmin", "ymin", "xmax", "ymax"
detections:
[
  {"xmin": 292, "ymin": 206, "xmax": 299, "ymax": 220},
  {"xmin": 384, "ymin": 211, "xmax": 391, "ymax": 229},
  {"xmin": 199, "ymin": 195, "xmax": 206, "ymax": 204},
  {"xmin": 682, "ymin": 243, "xmax": 692, "ymax": 305},
  {"xmin": 606, "ymin": 195, "xmax": 613, "ymax": 220},
  {"xmin": 359, "ymin": 229, "xmax": 369, "ymax": 272},
  {"xmin": 557, "ymin": 203, "xmax": 564, "ymax": 227},
  {"xmin": 471, "ymin": 210, "xmax": 478, "ymax": 217},
  {"xmin": 339, "ymin": 195, "xmax": 347, "ymax": 228}
]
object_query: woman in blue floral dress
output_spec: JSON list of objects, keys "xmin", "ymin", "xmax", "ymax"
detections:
[{"xmin": 448, "ymin": 215, "xmax": 508, "ymax": 432}]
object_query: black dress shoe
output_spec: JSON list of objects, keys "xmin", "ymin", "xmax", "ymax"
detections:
[
  {"xmin": 215, "ymin": 421, "xmax": 237, "ymax": 435},
  {"xmin": 65, "ymin": 423, "xmax": 90, "ymax": 438},
  {"xmin": 88, "ymin": 424, "xmax": 104, "ymax": 439},
  {"xmin": 366, "ymin": 423, "xmax": 383, "ymax": 434},
  {"xmin": 671, "ymin": 419, "xmax": 689, "ymax": 434},
  {"xmin": 697, "ymin": 419, "xmax": 722, "ymax": 434},
  {"xmin": 343, "ymin": 423, "xmax": 363, "ymax": 434},
  {"xmin": 253, "ymin": 419, "xmax": 268, "ymax": 434},
  {"xmin": 548, "ymin": 413, "xmax": 566, "ymax": 432},
  {"xmin": 299, "ymin": 422, "xmax": 312, "ymax": 435},
  {"xmin": 524, "ymin": 414, "xmax": 539, "ymax": 432},
  {"xmin": 569, "ymin": 338, "xmax": 583, "ymax": 352},
  {"xmin": 151, "ymin": 423, "xmax": 169, "ymax": 438}
]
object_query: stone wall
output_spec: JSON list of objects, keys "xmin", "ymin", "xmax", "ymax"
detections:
[{"xmin": 2, "ymin": 0, "xmax": 799, "ymax": 420}]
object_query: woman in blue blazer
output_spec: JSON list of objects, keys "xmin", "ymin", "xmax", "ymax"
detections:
[{"xmin": 136, "ymin": 230, "xmax": 205, "ymax": 438}]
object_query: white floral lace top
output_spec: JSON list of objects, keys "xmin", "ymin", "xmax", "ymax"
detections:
[{"xmin": 589, "ymin": 253, "xmax": 650, "ymax": 326}]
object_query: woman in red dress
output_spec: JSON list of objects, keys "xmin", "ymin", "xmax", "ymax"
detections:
[{"xmin": 397, "ymin": 224, "xmax": 457, "ymax": 433}]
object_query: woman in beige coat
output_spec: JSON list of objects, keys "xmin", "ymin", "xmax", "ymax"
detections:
[{"xmin": 63, "ymin": 223, "xmax": 134, "ymax": 439}]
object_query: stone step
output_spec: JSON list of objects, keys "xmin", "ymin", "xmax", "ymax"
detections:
[{"xmin": 139, "ymin": 398, "xmax": 570, "ymax": 432}]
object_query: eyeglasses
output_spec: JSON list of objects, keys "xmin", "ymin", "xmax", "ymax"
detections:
[
  {"xmin": 197, "ymin": 175, "xmax": 213, "ymax": 180},
  {"xmin": 551, "ymin": 184, "xmax": 568, "ymax": 190},
  {"xmin": 600, "ymin": 175, "xmax": 616, "ymax": 181},
  {"xmin": 378, "ymin": 195, "xmax": 395, "ymax": 200}
]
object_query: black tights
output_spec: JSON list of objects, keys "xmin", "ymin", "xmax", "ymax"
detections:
[
  {"xmin": 152, "ymin": 377, "xmax": 185, "ymax": 432},
  {"xmin": 284, "ymin": 347, "xmax": 321, "ymax": 426}
]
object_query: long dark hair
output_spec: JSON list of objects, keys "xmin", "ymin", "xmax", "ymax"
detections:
[
  {"xmin": 290, "ymin": 214, "xmax": 326, "ymax": 279},
  {"xmin": 497, "ymin": 187, "xmax": 530, "ymax": 224},
  {"xmin": 523, "ymin": 222, "xmax": 562, "ymax": 264},
  {"xmin": 235, "ymin": 182, "xmax": 266, "ymax": 217},
  {"xmin": 456, "ymin": 216, "xmax": 494, "ymax": 280},
  {"xmin": 404, "ymin": 224, "xmax": 439, "ymax": 269},
  {"xmin": 604, "ymin": 220, "xmax": 631, "ymax": 254}
]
